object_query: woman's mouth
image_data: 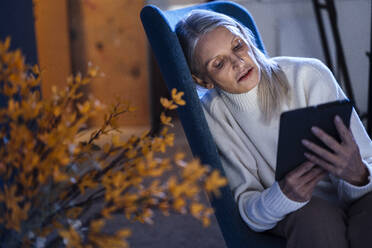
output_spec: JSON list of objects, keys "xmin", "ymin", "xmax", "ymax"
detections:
[{"xmin": 238, "ymin": 68, "xmax": 253, "ymax": 82}]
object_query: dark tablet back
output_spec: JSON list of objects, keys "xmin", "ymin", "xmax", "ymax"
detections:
[{"xmin": 275, "ymin": 99, "xmax": 353, "ymax": 181}]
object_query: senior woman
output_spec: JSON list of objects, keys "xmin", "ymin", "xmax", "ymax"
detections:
[{"xmin": 176, "ymin": 9, "xmax": 372, "ymax": 248}]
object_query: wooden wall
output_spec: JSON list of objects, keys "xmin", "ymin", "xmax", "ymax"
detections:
[
  {"xmin": 34, "ymin": 0, "xmax": 71, "ymax": 99},
  {"xmin": 34, "ymin": 0, "xmax": 150, "ymax": 127},
  {"xmin": 69, "ymin": 0, "xmax": 150, "ymax": 126}
]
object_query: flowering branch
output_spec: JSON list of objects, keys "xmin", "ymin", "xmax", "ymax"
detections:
[{"xmin": 0, "ymin": 37, "xmax": 227, "ymax": 248}]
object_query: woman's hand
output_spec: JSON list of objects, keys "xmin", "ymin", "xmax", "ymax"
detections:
[
  {"xmin": 302, "ymin": 115, "xmax": 369, "ymax": 186},
  {"xmin": 279, "ymin": 161, "xmax": 327, "ymax": 202}
]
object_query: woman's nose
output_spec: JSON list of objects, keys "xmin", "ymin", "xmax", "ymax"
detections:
[{"xmin": 231, "ymin": 54, "xmax": 244, "ymax": 69}]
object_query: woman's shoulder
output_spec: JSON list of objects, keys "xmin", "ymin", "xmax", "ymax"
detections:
[
  {"xmin": 272, "ymin": 56, "xmax": 335, "ymax": 88},
  {"xmin": 272, "ymin": 56, "xmax": 328, "ymax": 73},
  {"xmin": 272, "ymin": 56, "xmax": 343, "ymax": 104},
  {"xmin": 200, "ymin": 88, "xmax": 223, "ymax": 111},
  {"xmin": 200, "ymin": 89, "xmax": 236, "ymax": 125}
]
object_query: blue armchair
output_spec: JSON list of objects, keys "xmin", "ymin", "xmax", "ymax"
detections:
[{"xmin": 140, "ymin": 2, "xmax": 286, "ymax": 247}]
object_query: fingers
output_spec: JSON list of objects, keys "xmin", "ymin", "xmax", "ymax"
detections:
[
  {"xmin": 280, "ymin": 164, "xmax": 326, "ymax": 202},
  {"xmin": 310, "ymin": 126, "xmax": 342, "ymax": 153},
  {"xmin": 301, "ymin": 166, "xmax": 325, "ymax": 185},
  {"xmin": 288, "ymin": 161, "xmax": 315, "ymax": 178},
  {"xmin": 334, "ymin": 115, "xmax": 354, "ymax": 145},
  {"xmin": 303, "ymin": 168, "xmax": 327, "ymax": 191},
  {"xmin": 302, "ymin": 139, "xmax": 341, "ymax": 165},
  {"xmin": 282, "ymin": 162, "xmax": 314, "ymax": 195},
  {"xmin": 287, "ymin": 161, "xmax": 321, "ymax": 188},
  {"xmin": 304, "ymin": 152, "xmax": 337, "ymax": 175}
]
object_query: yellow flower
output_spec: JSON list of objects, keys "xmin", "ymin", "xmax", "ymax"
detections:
[
  {"xmin": 78, "ymin": 175, "xmax": 98, "ymax": 194},
  {"xmin": 202, "ymin": 216, "xmax": 211, "ymax": 227},
  {"xmin": 128, "ymin": 105, "xmax": 137, "ymax": 112},
  {"xmin": 90, "ymin": 219, "xmax": 105, "ymax": 232},
  {"xmin": 190, "ymin": 202, "xmax": 204, "ymax": 218},
  {"xmin": 88, "ymin": 67, "xmax": 98, "ymax": 77},
  {"xmin": 205, "ymin": 170, "xmax": 228, "ymax": 196},
  {"xmin": 66, "ymin": 207, "xmax": 83, "ymax": 219},
  {"xmin": 116, "ymin": 228, "xmax": 132, "ymax": 238},
  {"xmin": 125, "ymin": 148, "xmax": 137, "ymax": 158},
  {"xmin": 77, "ymin": 101, "xmax": 91, "ymax": 114},
  {"xmin": 171, "ymin": 88, "xmax": 186, "ymax": 106},
  {"xmin": 174, "ymin": 152, "xmax": 185, "ymax": 162},
  {"xmin": 53, "ymin": 106, "xmax": 62, "ymax": 117},
  {"xmin": 1, "ymin": 36, "xmax": 11, "ymax": 51},
  {"xmin": 59, "ymin": 226, "xmax": 83, "ymax": 248},
  {"xmin": 112, "ymin": 134, "xmax": 121, "ymax": 147},
  {"xmin": 75, "ymin": 73, "xmax": 82, "ymax": 84},
  {"xmin": 160, "ymin": 98, "xmax": 177, "ymax": 110},
  {"xmin": 173, "ymin": 198, "xmax": 186, "ymax": 212},
  {"xmin": 160, "ymin": 112, "xmax": 173, "ymax": 127},
  {"xmin": 32, "ymin": 64, "xmax": 40, "ymax": 75},
  {"xmin": 53, "ymin": 167, "xmax": 69, "ymax": 182},
  {"xmin": 164, "ymin": 133, "xmax": 175, "ymax": 146}
]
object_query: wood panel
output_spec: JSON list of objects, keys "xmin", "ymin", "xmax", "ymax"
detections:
[
  {"xmin": 34, "ymin": 0, "xmax": 71, "ymax": 99},
  {"xmin": 70, "ymin": 0, "xmax": 150, "ymax": 127}
]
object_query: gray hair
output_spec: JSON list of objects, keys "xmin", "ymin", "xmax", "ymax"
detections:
[{"xmin": 176, "ymin": 9, "xmax": 291, "ymax": 121}]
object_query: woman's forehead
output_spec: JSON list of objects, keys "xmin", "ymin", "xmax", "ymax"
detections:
[
  {"xmin": 196, "ymin": 26, "xmax": 245, "ymax": 54},
  {"xmin": 201, "ymin": 26, "xmax": 248, "ymax": 48},
  {"xmin": 199, "ymin": 26, "xmax": 242, "ymax": 47},
  {"xmin": 224, "ymin": 25, "xmax": 244, "ymax": 38}
]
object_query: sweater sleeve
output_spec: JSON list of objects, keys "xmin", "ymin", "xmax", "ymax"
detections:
[
  {"xmin": 304, "ymin": 59, "xmax": 372, "ymax": 203},
  {"xmin": 201, "ymin": 93, "xmax": 307, "ymax": 232}
]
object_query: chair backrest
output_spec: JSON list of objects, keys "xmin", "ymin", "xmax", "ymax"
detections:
[{"xmin": 140, "ymin": 2, "xmax": 286, "ymax": 247}]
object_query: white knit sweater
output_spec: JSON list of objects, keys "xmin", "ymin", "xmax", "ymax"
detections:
[{"xmin": 201, "ymin": 57, "xmax": 372, "ymax": 232}]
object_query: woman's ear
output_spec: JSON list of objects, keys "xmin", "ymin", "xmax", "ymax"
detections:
[{"xmin": 191, "ymin": 74, "xmax": 214, "ymax": 89}]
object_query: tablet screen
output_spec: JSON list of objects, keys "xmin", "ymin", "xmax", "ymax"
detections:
[{"xmin": 275, "ymin": 99, "xmax": 353, "ymax": 181}]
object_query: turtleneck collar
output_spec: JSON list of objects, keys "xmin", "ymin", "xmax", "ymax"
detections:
[{"xmin": 218, "ymin": 85, "xmax": 259, "ymax": 112}]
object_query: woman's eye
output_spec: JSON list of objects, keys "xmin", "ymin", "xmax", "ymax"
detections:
[
  {"xmin": 214, "ymin": 61, "xmax": 224, "ymax": 69},
  {"xmin": 233, "ymin": 40, "xmax": 243, "ymax": 51}
]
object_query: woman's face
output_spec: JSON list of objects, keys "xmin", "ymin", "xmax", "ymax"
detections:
[{"xmin": 193, "ymin": 26, "xmax": 261, "ymax": 94}]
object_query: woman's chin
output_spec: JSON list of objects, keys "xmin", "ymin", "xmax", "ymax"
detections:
[{"xmin": 239, "ymin": 79, "xmax": 258, "ymax": 92}]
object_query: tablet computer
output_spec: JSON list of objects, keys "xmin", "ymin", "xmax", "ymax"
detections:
[{"xmin": 275, "ymin": 99, "xmax": 353, "ymax": 181}]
